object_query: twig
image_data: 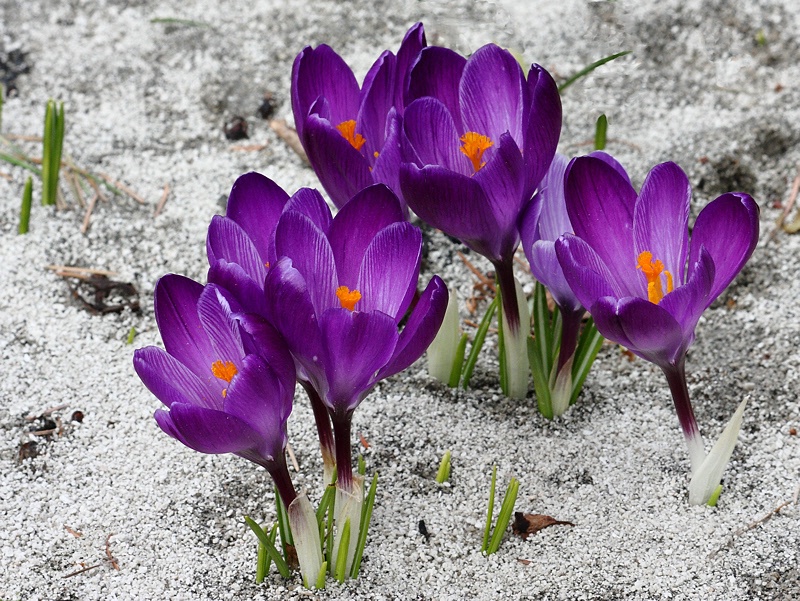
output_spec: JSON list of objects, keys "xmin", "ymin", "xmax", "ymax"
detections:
[
  {"xmin": 62, "ymin": 564, "xmax": 101, "ymax": 578},
  {"xmin": 269, "ymin": 119, "xmax": 308, "ymax": 163},
  {"xmin": 64, "ymin": 525, "xmax": 83, "ymax": 538},
  {"xmin": 25, "ymin": 403, "xmax": 69, "ymax": 420},
  {"xmin": 4, "ymin": 133, "xmax": 42, "ymax": 142},
  {"xmin": 770, "ymin": 166, "xmax": 800, "ymax": 240},
  {"xmin": 457, "ymin": 251, "xmax": 495, "ymax": 292},
  {"xmin": 230, "ymin": 143, "xmax": 268, "ymax": 152},
  {"xmin": 0, "ymin": 170, "xmax": 11, "ymax": 181},
  {"xmin": 105, "ymin": 534, "xmax": 120, "ymax": 570},
  {"xmin": 285, "ymin": 443, "xmax": 300, "ymax": 472},
  {"xmin": 153, "ymin": 183, "xmax": 170, "ymax": 217},
  {"xmin": 99, "ymin": 173, "xmax": 146, "ymax": 204},
  {"xmin": 47, "ymin": 264, "xmax": 118, "ymax": 278},
  {"xmin": 81, "ymin": 191, "xmax": 99, "ymax": 234}
]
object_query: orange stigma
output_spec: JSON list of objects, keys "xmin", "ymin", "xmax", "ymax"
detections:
[
  {"xmin": 211, "ymin": 360, "xmax": 238, "ymax": 383},
  {"xmin": 459, "ymin": 131, "xmax": 493, "ymax": 172},
  {"xmin": 637, "ymin": 251, "xmax": 674, "ymax": 304},
  {"xmin": 336, "ymin": 120, "xmax": 366, "ymax": 151},
  {"xmin": 336, "ymin": 286, "xmax": 362, "ymax": 311}
]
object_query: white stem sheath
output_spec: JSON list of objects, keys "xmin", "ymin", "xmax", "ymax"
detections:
[
  {"xmin": 332, "ymin": 475, "xmax": 364, "ymax": 577},
  {"xmin": 427, "ymin": 288, "xmax": 461, "ymax": 383},
  {"xmin": 501, "ymin": 276, "xmax": 530, "ymax": 399},
  {"xmin": 287, "ymin": 494, "xmax": 323, "ymax": 589}
]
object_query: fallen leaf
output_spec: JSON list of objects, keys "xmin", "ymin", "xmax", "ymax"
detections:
[{"xmin": 512, "ymin": 512, "xmax": 574, "ymax": 540}]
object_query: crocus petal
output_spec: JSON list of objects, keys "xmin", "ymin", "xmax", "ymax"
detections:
[
  {"xmin": 460, "ymin": 44, "xmax": 526, "ymax": 144},
  {"xmin": 587, "ymin": 151, "xmax": 632, "ymax": 186},
  {"xmin": 371, "ymin": 109, "xmax": 406, "ymax": 213},
  {"xmin": 302, "ymin": 114, "xmax": 374, "ymax": 209},
  {"xmin": 565, "ymin": 156, "xmax": 639, "ymax": 297},
  {"xmin": 406, "ymin": 46, "xmax": 466, "ymax": 132},
  {"xmin": 519, "ymin": 185, "xmax": 543, "ymax": 264},
  {"xmin": 472, "ymin": 132, "xmax": 526, "ymax": 240},
  {"xmin": 555, "ymin": 234, "xmax": 622, "ymax": 310},
  {"xmin": 400, "ymin": 163, "xmax": 501, "ymax": 260},
  {"xmin": 206, "ymin": 215, "xmax": 267, "ymax": 284},
  {"xmin": 659, "ymin": 247, "xmax": 715, "ymax": 340},
  {"xmin": 292, "ymin": 45, "xmax": 360, "ymax": 139},
  {"xmin": 533, "ymin": 153, "xmax": 570, "ymax": 242},
  {"xmin": 155, "ymin": 403, "xmax": 264, "ymax": 456},
  {"xmin": 587, "ymin": 297, "xmax": 636, "ymax": 351},
  {"xmin": 284, "ymin": 187, "xmax": 332, "ymax": 235},
  {"xmin": 225, "ymin": 172, "xmax": 289, "ymax": 261},
  {"xmin": 154, "ymin": 274, "xmax": 215, "ymax": 378},
  {"xmin": 356, "ymin": 221, "xmax": 421, "ymax": 319},
  {"xmin": 207, "ymin": 259, "xmax": 268, "ymax": 316},
  {"xmin": 134, "ymin": 347, "xmax": 217, "ymax": 410},
  {"xmin": 522, "ymin": 64, "xmax": 561, "ymax": 197},
  {"xmin": 223, "ymin": 354, "xmax": 291, "ymax": 460},
  {"xmin": 195, "ymin": 286, "xmax": 245, "ymax": 391},
  {"xmin": 327, "ymin": 183, "xmax": 405, "ymax": 288},
  {"xmin": 319, "ymin": 308, "xmax": 399, "ymax": 413},
  {"xmin": 687, "ymin": 192, "xmax": 760, "ymax": 304},
  {"xmin": 402, "ymin": 97, "xmax": 467, "ymax": 174},
  {"xmin": 394, "ymin": 22, "xmax": 426, "ymax": 112},
  {"xmin": 275, "ymin": 211, "xmax": 338, "ymax": 314},
  {"xmin": 529, "ymin": 240, "xmax": 582, "ymax": 313},
  {"xmin": 377, "ymin": 275, "xmax": 448, "ymax": 380},
  {"xmin": 358, "ymin": 50, "xmax": 396, "ymax": 158},
  {"xmin": 236, "ymin": 313, "xmax": 297, "ymax": 386},
  {"xmin": 633, "ymin": 162, "xmax": 691, "ymax": 284}
]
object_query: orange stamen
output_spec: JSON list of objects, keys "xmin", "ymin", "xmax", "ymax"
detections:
[
  {"xmin": 336, "ymin": 286, "xmax": 362, "ymax": 311},
  {"xmin": 459, "ymin": 131, "xmax": 493, "ymax": 172},
  {"xmin": 211, "ymin": 360, "xmax": 238, "ymax": 383},
  {"xmin": 636, "ymin": 251, "xmax": 674, "ymax": 304},
  {"xmin": 336, "ymin": 120, "xmax": 366, "ymax": 151}
]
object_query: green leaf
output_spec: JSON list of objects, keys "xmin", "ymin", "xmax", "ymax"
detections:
[
  {"xmin": 528, "ymin": 336, "xmax": 553, "ymax": 419},
  {"xmin": 126, "ymin": 326, "xmax": 137, "ymax": 345},
  {"xmin": 18, "ymin": 177, "xmax": 32, "ymax": 235},
  {"xmin": 435, "ymin": 450, "xmax": 451, "ymax": 484},
  {"xmin": 594, "ymin": 114, "xmax": 608, "ymax": 150},
  {"xmin": 334, "ymin": 518, "xmax": 351, "ymax": 583},
  {"xmin": 706, "ymin": 484, "xmax": 723, "ymax": 507},
  {"xmin": 357, "ymin": 452, "xmax": 366, "ymax": 476},
  {"xmin": 350, "ymin": 472, "xmax": 378, "ymax": 578},
  {"xmin": 487, "ymin": 477, "xmax": 519, "ymax": 555},
  {"xmin": 496, "ymin": 292, "xmax": 508, "ymax": 396},
  {"xmin": 0, "ymin": 151, "xmax": 41, "ymax": 175},
  {"xmin": 558, "ymin": 51, "xmax": 631, "ymax": 93},
  {"xmin": 462, "ymin": 296, "xmax": 498, "ymax": 388},
  {"xmin": 255, "ymin": 523, "xmax": 277, "ymax": 583},
  {"xmin": 481, "ymin": 466, "xmax": 497, "ymax": 553},
  {"xmin": 316, "ymin": 483, "xmax": 336, "ymax": 528},
  {"xmin": 274, "ymin": 486, "xmax": 293, "ymax": 555},
  {"xmin": 315, "ymin": 561, "xmax": 328, "ymax": 589},
  {"xmin": 447, "ymin": 333, "xmax": 469, "ymax": 387},
  {"xmin": 245, "ymin": 517, "xmax": 291, "ymax": 578},
  {"xmin": 150, "ymin": 17, "xmax": 210, "ymax": 27},
  {"xmin": 569, "ymin": 319, "xmax": 604, "ymax": 406}
]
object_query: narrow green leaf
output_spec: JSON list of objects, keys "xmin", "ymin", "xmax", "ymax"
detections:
[
  {"xmin": 435, "ymin": 450, "xmax": 451, "ymax": 484},
  {"xmin": 18, "ymin": 176, "xmax": 32, "ymax": 235},
  {"xmin": 594, "ymin": 114, "xmax": 608, "ymax": 150},
  {"xmin": 350, "ymin": 472, "xmax": 378, "ymax": 578},
  {"xmin": 256, "ymin": 523, "xmax": 277, "ymax": 583},
  {"xmin": 126, "ymin": 326, "xmax": 136, "ymax": 345},
  {"xmin": 496, "ymin": 291, "xmax": 508, "ymax": 396},
  {"xmin": 558, "ymin": 51, "xmax": 631, "ymax": 93},
  {"xmin": 315, "ymin": 560, "xmax": 327, "ymax": 589},
  {"xmin": 447, "ymin": 332, "xmax": 469, "ymax": 388},
  {"xmin": 0, "ymin": 84, "xmax": 4, "ymax": 131},
  {"xmin": 41, "ymin": 100, "xmax": 55, "ymax": 206},
  {"xmin": 357, "ymin": 453, "xmax": 366, "ymax": 476},
  {"xmin": 569, "ymin": 319, "xmax": 604, "ymax": 406},
  {"xmin": 462, "ymin": 296, "xmax": 498, "ymax": 388},
  {"xmin": 274, "ymin": 486, "xmax": 293, "ymax": 554},
  {"xmin": 334, "ymin": 518, "xmax": 351, "ymax": 583},
  {"xmin": 0, "ymin": 151, "xmax": 41, "ymax": 175},
  {"xmin": 50, "ymin": 102, "xmax": 65, "ymax": 206},
  {"xmin": 325, "ymin": 490, "xmax": 335, "ymax": 570},
  {"xmin": 316, "ymin": 483, "xmax": 336, "ymax": 527},
  {"xmin": 150, "ymin": 17, "xmax": 210, "ymax": 27},
  {"xmin": 528, "ymin": 336, "xmax": 553, "ymax": 419},
  {"xmin": 245, "ymin": 517, "xmax": 291, "ymax": 578},
  {"xmin": 706, "ymin": 484, "xmax": 723, "ymax": 507},
  {"xmin": 481, "ymin": 466, "xmax": 497, "ymax": 553},
  {"xmin": 487, "ymin": 477, "xmax": 519, "ymax": 555}
]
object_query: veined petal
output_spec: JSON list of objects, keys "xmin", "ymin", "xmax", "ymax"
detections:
[
  {"xmin": 275, "ymin": 211, "xmax": 338, "ymax": 315},
  {"xmin": 460, "ymin": 44, "xmax": 526, "ymax": 144},
  {"xmin": 196, "ymin": 285, "xmax": 245, "ymax": 370},
  {"xmin": 400, "ymin": 163, "xmax": 502, "ymax": 260},
  {"xmin": 207, "ymin": 259, "xmax": 268, "ymax": 316},
  {"xmin": 522, "ymin": 64, "xmax": 561, "ymax": 197},
  {"xmin": 529, "ymin": 240, "xmax": 582, "ymax": 313},
  {"xmin": 534, "ymin": 153, "xmax": 570, "ymax": 242},
  {"xmin": 659, "ymin": 247, "xmax": 715, "ymax": 339},
  {"xmin": 319, "ymin": 308, "xmax": 399, "ymax": 413},
  {"xmin": 377, "ymin": 275, "xmax": 448, "ymax": 380},
  {"xmin": 356, "ymin": 221, "xmax": 421, "ymax": 319},
  {"xmin": 292, "ymin": 45, "xmax": 360, "ymax": 139},
  {"xmin": 555, "ymin": 234, "xmax": 621, "ymax": 310},
  {"xmin": 225, "ymin": 172, "xmax": 289, "ymax": 261},
  {"xmin": 519, "ymin": 184, "xmax": 543, "ymax": 265},
  {"xmin": 236, "ymin": 313, "xmax": 297, "ymax": 387},
  {"xmin": 154, "ymin": 274, "xmax": 215, "ymax": 379},
  {"xmin": 371, "ymin": 109, "xmax": 406, "ymax": 215},
  {"xmin": 155, "ymin": 404, "xmax": 264, "ymax": 456},
  {"xmin": 328, "ymin": 183, "xmax": 405, "ymax": 288},
  {"xmin": 358, "ymin": 50, "xmax": 396, "ymax": 158},
  {"xmin": 633, "ymin": 162, "xmax": 691, "ymax": 284},
  {"xmin": 302, "ymin": 114, "xmax": 374, "ymax": 209},
  {"xmin": 588, "ymin": 297, "xmax": 636, "ymax": 351},
  {"xmin": 134, "ymin": 347, "xmax": 217, "ymax": 410},
  {"xmin": 472, "ymin": 132, "xmax": 526, "ymax": 238},
  {"xmin": 687, "ymin": 192, "xmax": 759, "ymax": 304},
  {"xmin": 206, "ymin": 215, "xmax": 267, "ymax": 284},
  {"xmin": 402, "ymin": 97, "xmax": 467, "ymax": 174},
  {"xmin": 394, "ymin": 22, "xmax": 426, "ymax": 112},
  {"xmin": 565, "ymin": 156, "xmax": 639, "ymax": 297},
  {"xmin": 587, "ymin": 151, "xmax": 632, "ymax": 186},
  {"xmin": 284, "ymin": 187, "xmax": 332, "ymax": 235},
  {"xmin": 406, "ymin": 46, "xmax": 466, "ymax": 132}
]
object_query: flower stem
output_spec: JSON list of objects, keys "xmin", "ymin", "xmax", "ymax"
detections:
[
  {"xmin": 300, "ymin": 380, "xmax": 336, "ymax": 476},
  {"xmin": 556, "ymin": 307, "xmax": 582, "ymax": 374},
  {"xmin": 331, "ymin": 412, "xmax": 354, "ymax": 491},
  {"xmin": 266, "ymin": 452, "xmax": 298, "ymax": 509},
  {"xmin": 661, "ymin": 360, "xmax": 705, "ymax": 473},
  {"xmin": 492, "ymin": 258, "xmax": 520, "ymax": 334}
]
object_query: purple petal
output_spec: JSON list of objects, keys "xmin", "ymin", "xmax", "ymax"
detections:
[
  {"xmin": 206, "ymin": 215, "xmax": 268, "ymax": 284},
  {"xmin": 402, "ymin": 97, "xmax": 467, "ymax": 174},
  {"xmin": 236, "ymin": 314, "xmax": 297, "ymax": 387},
  {"xmin": 586, "ymin": 297, "xmax": 635, "ymax": 350},
  {"xmin": 529, "ymin": 240, "xmax": 582, "ymax": 313},
  {"xmin": 275, "ymin": 211, "xmax": 338, "ymax": 315},
  {"xmin": 472, "ymin": 132, "xmax": 526, "ymax": 239},
  {"xmin": 519, "ymin": 185, "xmax": 543, "ymax": 266},
  {"xmin": 376, "ymin": 275, "xmax": 448, "ymax": 380},
  {"xmin": 225, "ymin": 172, "xmax": 289, "ymax": 261},
  {"xmin": 154, "ymin": 403, "xmax": 264, "ymax": 456},
  {"xmin": 400, "ymin": 163, "xmax": 502, "ymax": 260},
  {"xmin": 291, "ymin": 45, "xmax": 360, "ymax": 139},
  {"xmin": 610, "ymin": 296, "xmax": 687, "ymax": 366},
  {"xmin": 207, "ymin": 260, "xmax": 268, "ymax": 316},
  {"xmin": 555, "ymin": 234, "xmax": 621, "ymax": 310},
  {"xmin": 633, "ymin": 162, "xmax": 691, "ymax": 285},
  {"xmin": 284, "ymin": 187, "xmax": 332, "ymax": 235},
  {"xmin": 565, "ymin": 156, "xmax": 639, "ymax": 297},
  {"xmin": 534, "ymin": 153, "xmax": 571, "ymax": 242},
  {"xmin": 587, "ymin": 151, "xmax": 632, "ymax": 186},
  {"xmin": 406, "ymin": 46, "xmax": 466, "ymax": 132},
  {"xmin": 394, "ymin": 22, "xmax": 426, "ymax": 112},
  {"xmin": 302, "ymin": 114, "xmax": 374, "ymax": 209},
  {"xmin": 687, "ymin": 192, "xmax": 760, "ymax": 303},
  {"xmin": 328, "ymin": 183, "xmax": 405, "ymax": 288},
  {"xmin": 371, "ymin": 109, "xmax": 406, "ymax": 215},
  {"xmin": 522, "ymin": 65, "xmax": 561, "ymax": 197},
  {"xmin": 659, "ymin": 247, "xmax": 715, "ymax": 339},
  {"xmin": 319, "ymin": 308, "xmax": 398, "ymax": 413},
  {"xmin": 134, "ymin": 347, "xmax": 217, "ymax": 410},
  {"xmin": 356, "ymin": 221, "xmax": 421, "ymax": 319},
  {"xmin": 460, "ymin": 44, "xmax": 527, "ymax": 144},
  {"xmin": 154, "ymin": 274, "xmax": 214, "ymax": 379},
  {"xmin": 358, "ymin": 50, "xmax": 397, "ymax": 158}
]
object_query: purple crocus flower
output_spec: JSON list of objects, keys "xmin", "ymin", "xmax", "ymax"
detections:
[
  {"xmin": 399, "ymin": 43, "xmax": 561, "ymax": 335},
  {"xmin": 262, "ymin": 183, "xmax": 448, "ymax": 492},
  {"xmin": 555, "ymin": 156, "xmax": 759, "ymax": 501},
  {"xmin": 133, "ymin": 274, "xmax": 298, "ymax": 506},
  {"xmin": 291, "ymin": 23, "xmax": 426, "ymax": 214}
]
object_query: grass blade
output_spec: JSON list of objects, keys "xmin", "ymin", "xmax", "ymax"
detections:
[
  {"xmin": 315, "ymin": 560, "xmax": 328, "ymax": 589},
  {"xmin": 481, "ymin": 466, "xmax": 497, "ymax": 553},
  {"xmin": 435, "ymin": 450, "xmax": 451, "ymax": 484},
  {"xmin": 528, "ymin": 335, "xmax": 553, "ymax": 419},
  {"xmin": 51, "ymin": 102, "xmax": 65, "ymax": 205},
  {"xmin": 126, "ymin": 326, "xmax": 136, "ymax": 345},
  {"xmin": 350, "ymin": 472, "xmax": 378, "ymax": 578},
  {"xmin": 274, "ymin": 485, "xmax": 293, "ymax": 554},
  {"xmin": 462, "ymin": 296, "xmax": 498, "ymax": 388},
  {"xmin": 245, "ymin": 517, "xmax": 291, "ymax": 578},
  {"xmin": 18, "ymin": 176, "xmax": 32, "ymax": 234},
  {"xmin": 334, "ymin": 518, "xmax": 351, "ymax": 583},
  {"xmin": 0, "ymin": 151, "xmax": 41, "ymax": 175},
  {"xmin": 569, "ymin": 319, "xmax": 604, "ymax": 406},
  {"xmin": 447, "ymin": 332, "xmax": 469, "ymax": 387},
  {"xmin": 594, "ymin": 114, "xmax": 608, "ymax": 150},
  {"xmin": 496, "ymin": 292, "xmax": 508, "ymax": 396},
  {"xmin": 487, "ymin": 477, "xmax": 519, "ymax": 555},
  {"xmin": 41, "ymin": 100, "xmax": 55, "ymax": 205},
  {"xmin": 255, "ymin": 523, "xmax": 277, "ymax": 583},
  {"xmin": 357, "ymin": 452, "xmax": 366, "ymax": 476},
  {"xmin": 558, "ymin": 51, "xmax": 631, "ymax": 92}
]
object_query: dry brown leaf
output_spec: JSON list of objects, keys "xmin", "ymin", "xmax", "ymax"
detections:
[{"xmin": 512, "ymin": 512, "xmax": 574, "ymax": 540}]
